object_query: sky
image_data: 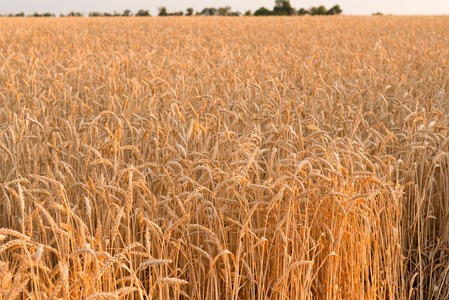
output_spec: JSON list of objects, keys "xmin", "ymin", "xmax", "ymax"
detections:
[{"xmin": 1, "ymin": 0, "xmax": 448, "ymax": 16}]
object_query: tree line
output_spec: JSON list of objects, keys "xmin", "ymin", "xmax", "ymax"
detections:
[
  {"xmin": 1, "ymin": 1, "xmax": 343, "ymax": 17},
  {"xmin": 253, "ymin": 3, "xmax": 342, "ymax": 16}
]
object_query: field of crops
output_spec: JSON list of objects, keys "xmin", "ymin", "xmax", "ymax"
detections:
[{"xmin": 0, "ymin": 16, "xmax": 448, "ymax": 299}]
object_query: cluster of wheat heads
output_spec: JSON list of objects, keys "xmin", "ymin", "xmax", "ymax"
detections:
[{"xmin": 0, "ymin": 16, "xmax": 448, "ymax": 299}]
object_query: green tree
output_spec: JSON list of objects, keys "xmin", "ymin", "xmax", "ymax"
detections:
[
  {"xmin": 67, "ymin": 11, "xmax": 82, "ymax": 17},
  {"xmin": 186, "ymin": 8, "xmax": 194, "ymax": 16},
  {"xmin": 310, "ymin": 5, "xmax": 327, "ymax": 15},
  {"xmin": 297, "ymin": 8, "xmax": 309, "ymax": 15},
  {"xmin": 136, "ymin": 9, "xmax": 150, "ymax": 16},
  {"xmin": 254, "ymin": 7, "xmax": 273, "ymax": 16},
  {"xmin": 283, "ymin": 1, "xmax": 294, "ymax": 15},
  {"xmin": 122, "ymin": 10, "xmax": 131, "ymax": 16},
  {"xmin": 218, "ymin": 6, "xmax": 231, "ymax": 16},
  {"xmin": 201, "ymin": 8, "xmax": 217, "ymax": 16},
  {"xmin": 244, "ymin": 10, "xmax": 251, "ymax": 16},
  {"xmin": 158, "ymin": 7, "xmax": 168, "ymax": 16},
  {"xmin": 273, "ymin": 0, "xmax": 293, "ymax": 15},
  {"xmin": 327, "ymin": 5, "xmax": 342, "ymax": 15}
]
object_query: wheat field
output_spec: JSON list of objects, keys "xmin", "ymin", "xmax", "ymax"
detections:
[{"xmin": 0, "ymin": 16, "xmax": 448, "ymax": 299}]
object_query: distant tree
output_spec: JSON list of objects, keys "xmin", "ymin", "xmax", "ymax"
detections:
[
  {"xmin": 283, "ymin": 1, "xmax": 294, "ymax": 15},
  {"xmin": 244, "ymin": 10, "xmax": 251, "ymax": 16},
  {"xmin": 158, "ymin": 7, "xmax": 168, "ymax": 16},
  {"xmin": 254, "ymin": 7, "xmax": 273, "ymax": 16},
  {"xmin": 186, "ymin": 8, "xmax": 194, "ymax": 16},
  {"xmin": 297, "ymin": 8, "xmax": 309, "ymax": 15},
  {"xmin": 273, "ymin": 0, "xmax": 293, "ymax": 15},
  {"xmin": 310, "ymin": 5, "xmax": 327, "ymax": 15},
  {"xmin": 327, "ymin": 5, "xmax": 342, "ymax": 15},
  {"xmin": 201, "ymin": 8, "xmax": 217, "ymax": 16},
  {"xmin": 15, "ymin": 12, "xmax": 25, "ymax": 17},
  {"xmin": 372, "ymin": 11, "xmax": 383, "ymax": 15},
  {"xmin": 218, "ymin": 6, "xmax": 231, "ymax": 16},
  {"xmin": 31, "ymin": 12, "xmax": 55, "ymax": 17},
  {"xmin": 135, "ymin": 9, "xmax": 150, "ymax": 16},
  {"xmin": 67, "ymin": 11, "xmax": 82, "ymax": 17},
  {"xmin": 122, "ymin": 10, "xmax": 132, "ymax": 16},
  {"xmin": 89, "ymin": 11, "xmax": 102, "ymax": 17}
]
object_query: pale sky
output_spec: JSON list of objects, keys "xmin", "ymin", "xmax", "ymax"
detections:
[{"xmin": 1, "ymin": 0, "xmax": 448, "ymax": 16}]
